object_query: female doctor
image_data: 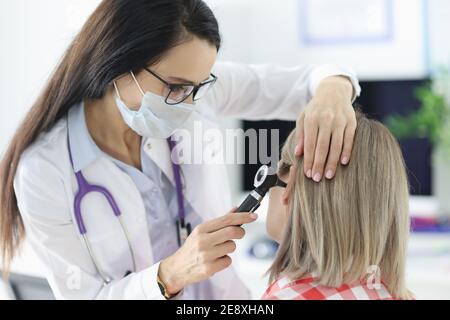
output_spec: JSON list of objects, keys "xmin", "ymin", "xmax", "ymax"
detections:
[{"xmin": 0, "ymin": 0, "xmax": 360, "ymax": 299}]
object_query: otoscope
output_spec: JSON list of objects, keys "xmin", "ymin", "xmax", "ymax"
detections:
[{"xmin": 237, "ymin": 165, "xmax": 287, "ymax": 213}]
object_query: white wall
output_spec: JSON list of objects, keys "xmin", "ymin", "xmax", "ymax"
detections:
[
  {"xmin": 428, "ymin": 0, "xmax": 450, "ymax": 71},
  {"xmin": 0, "ymin": 0, "xmax": 101, "ymax": 154},
  {"xmin": 210, "ymin": 0, "xmax": 436, "ymax": 80}
]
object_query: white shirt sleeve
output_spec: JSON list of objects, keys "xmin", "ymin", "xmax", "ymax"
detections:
[
  {"xmin": 308, "ymin": 64, "xmax": 361, "ymax": 102},
  {"xmin": 202, "ymin": 61, "xmax": 361, "ymax": 121},
  {"xmin": 13, "ymin": 153, "xmax": 172, "ymax": 300}
]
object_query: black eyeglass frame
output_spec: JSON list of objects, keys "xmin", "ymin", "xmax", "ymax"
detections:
[{"xmin": 144, "ymin": 67, "xmax": 217, "ymax": 105}]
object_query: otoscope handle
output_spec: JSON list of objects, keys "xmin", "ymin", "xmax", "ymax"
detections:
[{"xmin": 237, "ymin": 190, "xmax": 264, "ymax": 213}]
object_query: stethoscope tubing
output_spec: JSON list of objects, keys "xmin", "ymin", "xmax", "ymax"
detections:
[{"xmin": 67, "ymin": 131, "xmax": 187, "ymax": 285}]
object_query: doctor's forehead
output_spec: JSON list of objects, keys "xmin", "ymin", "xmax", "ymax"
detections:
[{"xmin": 152, "ymin": 36, "xmax": 218, "ymax": 85}]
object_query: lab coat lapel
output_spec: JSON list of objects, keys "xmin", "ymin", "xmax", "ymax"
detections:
[
  {"xmin": 144, "ymin": 118, "xmax": 230, "ymax": 220},
  {"xmin": 142, "ymin": 137, "xmax": 174, "ymax": 185},
  {"xmin": 141, "ymin": 133, "xmax": 223, "ymax": 222}
]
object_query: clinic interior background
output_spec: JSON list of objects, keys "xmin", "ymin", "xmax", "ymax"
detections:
[{"xmin": 1, "ymin": 0, "xmax": 450, "ymax": 300}]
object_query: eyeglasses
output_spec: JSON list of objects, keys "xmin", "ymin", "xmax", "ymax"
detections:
[{"xmin": 144, "ymin": 67, "xmax": 217, "ymax": 105}]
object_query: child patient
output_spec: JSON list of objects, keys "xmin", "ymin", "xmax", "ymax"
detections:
[{"xmin": 263, "ymin": 110, "xmax": 413, "ymax": 300}]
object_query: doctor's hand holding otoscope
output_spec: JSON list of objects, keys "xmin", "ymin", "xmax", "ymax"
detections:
[
  {"xmin": 158, "ymin": 164, "xmax": 287, "ymax": 296},
  {"xmin": 158, "ymin": 208, "xmax": 257, "ymax": 296}
]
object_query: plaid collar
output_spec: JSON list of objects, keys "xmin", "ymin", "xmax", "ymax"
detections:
[{"xmin": 262, "ymin": 274, "xmax": 394, "ymax": 300}]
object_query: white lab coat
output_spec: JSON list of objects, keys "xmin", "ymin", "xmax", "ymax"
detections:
[{"xmin": 13, "ymin": 62, "xmax": 360, "ymax": 300}]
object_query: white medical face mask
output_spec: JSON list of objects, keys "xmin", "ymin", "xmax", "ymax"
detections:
[{"xmin": 114, "ymin": 71, "xmax": 195, "ymax": 139}]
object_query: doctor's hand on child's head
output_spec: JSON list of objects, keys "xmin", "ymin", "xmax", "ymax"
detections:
[
  {"xmin": 294, "ymin": 76, "xmax": 356, "ymax": 183},
  {"xmin": 158, "ymin": 208, "xmax": 257, "ymax": 295}
]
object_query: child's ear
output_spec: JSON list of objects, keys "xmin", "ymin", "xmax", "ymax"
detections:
[{"xmin": 281, "ymin": 165, "xmax": 296, "ymax": 206}]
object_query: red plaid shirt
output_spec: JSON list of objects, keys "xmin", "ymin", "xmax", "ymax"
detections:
[{"xmin": 262, "ymin": 274, "xmax": 394, "ymax": 300}]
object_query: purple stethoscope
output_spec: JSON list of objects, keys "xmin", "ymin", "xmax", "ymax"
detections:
[{"xmin": 68, "ymin": 133, "xmax": 189, "ymax": 284}]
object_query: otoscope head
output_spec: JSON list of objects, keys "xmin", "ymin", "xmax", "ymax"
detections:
[
  {"xmin": 236, "ymin": 165, "xmax": 287, "ymax": 213},
  {"xmin": 253, "ymin": 165, "xmax": 286, "ymax": 195}
]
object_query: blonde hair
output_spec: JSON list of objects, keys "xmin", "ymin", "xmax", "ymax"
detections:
[{"xmin": 268, "ymin": 110, "xmax": 413, "ymax": 299}]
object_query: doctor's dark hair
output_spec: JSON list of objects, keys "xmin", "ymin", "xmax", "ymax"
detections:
[{"xmin": 0, "ymin": 0, "xmax": 221, "ymax": 274}]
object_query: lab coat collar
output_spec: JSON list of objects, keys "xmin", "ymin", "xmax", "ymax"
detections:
[
  {"xmin": 67, "ymin": 101, "xmax": 104, "ymax": 173},
  {"xmin": 141, "ymin": 136, "xmax": 175, "ymax": 184}
]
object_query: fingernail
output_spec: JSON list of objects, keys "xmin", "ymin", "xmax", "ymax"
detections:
[
  {"xmin": 313, "ymin": 173, "xmax": 322, "ymax": 182},
  {"xmin": 250, "ymin": 213, "xmax": 258, "ymax": 220},
  {"xmin": 306, "ymin": 169, "xmax": 312, "ymax": 178},
  {"xmin": 294, "ymin": 145, "xmax": 301, "ymax": 156},
  {"xmin": 325, "ymin": 170, "xmax": 334, "ymax": 179},
  {"xmin": 341, "ymin": 157, "xmax": 349, "ymax": 165}
]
